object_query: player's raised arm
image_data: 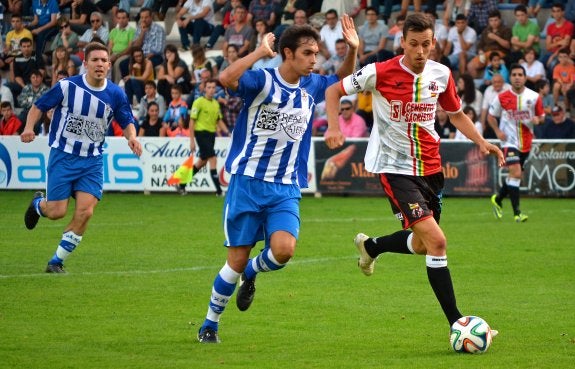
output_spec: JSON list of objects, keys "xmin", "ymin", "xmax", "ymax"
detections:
[{"xmin": 219, "ymin": 32, "xmax": 276, "ymax": 91}]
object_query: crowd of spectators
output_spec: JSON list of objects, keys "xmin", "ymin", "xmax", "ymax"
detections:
[{"xmin": 0, "ymin": 0, "xmax": 575, "ymax": 139}]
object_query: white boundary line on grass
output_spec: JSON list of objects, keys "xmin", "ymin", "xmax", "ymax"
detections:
[{"xmin": 0, "ymin": 256, "xmax": 355, "ymax": 279}]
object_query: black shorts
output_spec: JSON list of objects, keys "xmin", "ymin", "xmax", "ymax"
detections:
[
  {"xmin": 194, "ymin": 130, "xmax": 216, "ymax": 160},
  {"xmin": 379, "ymin": 172, "xmax": 444, "ymax": 229},
  {"xmin": 503, "ymin": 147, "xmax": 529, "ymax": 170}
]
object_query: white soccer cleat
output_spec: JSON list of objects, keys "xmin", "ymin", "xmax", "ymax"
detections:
[{"xmin": 354, "ymin": 233, "xmax": 375, "ymax": 276}]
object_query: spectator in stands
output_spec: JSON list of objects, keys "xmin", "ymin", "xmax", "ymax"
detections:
[
  {"xmin": 443, "ymin": 0, "xmax": 471, "ymax": 28},
  {"xmin": 319, "ymin": 9, "xmax": 342, "ymax": 61},
  {"xmin": 119, "ymin": 0, "xmax": 154, "ymax": 13},
  {"xmin": 357, "ymin": 6, "xmax": 391, "ymax": 67},
  {"xmin": 535, "ymin": 79, "xmax": 554, "ymax": 118},
  {"xmin": 425, "ymin": 10, "xmax": 449, "ymax": 52},
  {"xmin": 248, "ymin": 0, "xmax": 277, "ymax": 31},
  {"xmin": 125, "ymin": 7, "xmax": 166, "ymax": 71},
  {"xmin": 69, "ymin": 0, "xmax": 99, "ymax": 35},
  {"xmin": 77, "ymin": 12, "xmax": 109, "ymax": 49},
  {"xmin": 17, "ymin": 69, "xmax": 49, "ymax": 132},
  {"xmin": 108, "ymin": 9, "xmax": 135, "ymax": 83},
  {"xmin": 481, "ymin": 51, "xmax": 510, "ymax": 91},
  {"xmin": 356, "ymin": 90, "xmax": 373, "ymax": 131},
  {"xmin": 444, "ymin": 14, "xmax": 477, "ymax": 75},
  {"xmin": 0, "ymin": 101, "xmax": 23, "ymax": 135},
  {"xmin": 161, "ymin": 84, "xmax": 189, "ymax": 136},
  {"xmin": 138, "ymin": 81, "xmax": 166, "ymax": 125},
  {"xmin": 138, "ymin": 101, "xmax": 163, "ymax": 136},
  {"xmin": 8, "ymin": 38, "xmax": 45, "ymax": 100},
  {"xmin": 521, "ymin": 47, "xmax": 546, "ymax": 90},
  {"xmin": 222, "ymin": 4, "xmax": 254, "ymax": 58},
  {"xmin": 321, "ymin": 0, "xmax": 363, "ymax": 20},
  {"xmin": 480, "ymin": 73, "xmax": 510, "ymax": 138},
  {"xmin": 454, "ymin": 106, "xmax": 483, "ymax": 141},
  {"xmin": 319, "ymin": 38, "xmax": 348, "ymax": 75},
  {"xmin": 177, "ymin": 0, "xmax": 216, "ymax": 50},
  {"xmin": 4, "ymin": 15, "xmax": 33, "ymax": 61},
  {"xmin": 219, "ymin": 44, "xmax": 240, "ymax": 71},
  {"xmin": 28, "ymin": 0, "xmax": 60, "ymax": 61},
  {"xmin": 48, "ymin": 16, "xmax": 81, "ymax": 67},
  {"xmin": 278, "ymin": 0, "xmax": 309, "ymax": 23},
  {"xmin": 206, "ymin": 0, "xmax": 242, "ymax": 50},
  {"xmin": 527, "ymin": 0, "xmax": 546, "ymax": 19},
  {"xmin": 509, "ymin": 4, "xmax": 541, "ymax": 64},
  {"xmin": 466, "ymin": 9, "xmax": 511, "ymax": 80},
  {"xmin": 542, "ymin": 3, "xmax": 574, "ymax": 77},
  {"xmin": 538, "ymin": 105, "xmax": 575, "ymax": 138},
  {"xmin": 190, "ymin": 44, "xmax": 215, "ymax": 85},
  {"xmin": 457, "ymin": 73, "xmax": 483, "ymax": 116},
  {"xmin": 333, "ymin": 99, "xmax": 367, "ymax": 138},
  {"xmin": 0, "ymin": 75, "xmax": 15, "ymax": 108},
  {"xmin": 552, "ymin": 48, "xmax": 575, "ymax": 110},
  {"xmin": 151, "ymin": 0, "xmax": 179, "ymax": 21},
  {"xmin": 465, "ymin": 0, "xmax": 498, "ymax": 35},
  {"xmin": 292, "ymin": 8, "xmax": 308, "ymax": 26},
  {"xmin": 123, "ymin": 46, "xmax": 155, "ymax": 106},
  {"xmin": 6, "ymin": 0, "xmax": 23, "ymax": 14},
  {"xmin": 156, "ymin": 44, "xmax": 192, "ymax": 104},
  {"xmin": 434, "ymin": 104, "xmax": 456, "ymax": 139},
  {"xmin": 50, "ymin": 46, "xmax": 77, "ymax": 86}
]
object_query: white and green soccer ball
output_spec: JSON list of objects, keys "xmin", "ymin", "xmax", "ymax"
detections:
[{"xmin": 450, "ymin": 316, "xmax": 493, "ymax": 354}]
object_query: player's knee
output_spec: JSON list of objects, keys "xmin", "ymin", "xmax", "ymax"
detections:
[
  {"xmin": 44, "ymin": 203, "xmax": 67, "ymax": 220},
  {"xmin": 272, "ymin": 242, "xmax": 295, "ymax": 264}
]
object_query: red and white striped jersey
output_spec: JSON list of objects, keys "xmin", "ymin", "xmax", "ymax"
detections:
[
  {"xmin": 488, "ymin": 87, "xmax": 544, "ymax": 153},
  {"xmin": 340, "ymin": 55, "xmax": 460, "ymax": 176}
]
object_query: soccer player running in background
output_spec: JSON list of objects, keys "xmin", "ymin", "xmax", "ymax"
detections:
[
  {"xmin": 197, "ymin": 17, "xmax": 359, "ymax": 343},
  {"xmin": 20, "ymin": 42, "xmax": 142, "ymax": 273},
  {"xmin": 324, "ymin": 13, "xmax": 504, "ymax": 330},
  {"xmin": 186, "ymin": 78, "xmax": 229, "ymax": 196},
  {"xmin": 488, "ymin": 64, "xmax": 544, "ymax": 222}
]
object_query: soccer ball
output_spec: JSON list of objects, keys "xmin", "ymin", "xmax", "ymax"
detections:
[{"xmin": 450, "ymin": 316, "xmax": 493, "ymax": 353}]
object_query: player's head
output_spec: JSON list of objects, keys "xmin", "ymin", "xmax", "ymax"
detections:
[
  {"xmin": 279, "ymin": 24, "xmax": 320, "ymax": 76},
  {"xmin": 400, "ymin": 13, "xmax": 435, "ymax": 74},
  {"xmin": 509, "ymin": 63, "xmax": 527, "ymax": 92},
  {"xmin": 84, "ymin": 42, "xmax": 110, "ymax": 84}
]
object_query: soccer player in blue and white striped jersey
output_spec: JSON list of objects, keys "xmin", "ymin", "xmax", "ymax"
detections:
[
  {"xmin": 197, "ymin": 16, "xmax": 359, "ymax": 343},
  {"xmin": 20, "ymin": 42, "xmax": 142, "ymax": 274}
]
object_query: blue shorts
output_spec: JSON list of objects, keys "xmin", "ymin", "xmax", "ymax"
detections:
[
  {"xmin": 46, "ymin": 148, "xmax": 104, "ymax": 201},
  {"xmin": 223, "ymin": 174, "xmax": 301, "ymax": 248}
]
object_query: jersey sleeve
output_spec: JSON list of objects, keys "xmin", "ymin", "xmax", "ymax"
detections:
[
  {"xmin": 341, "ymin": 63, "xmax": 377, "ymax": 95},
  {"xmin": 437, "ymin": 73, "xmax": 461, "ymax": 113},
  {"xmin": 113, "ymin": 86, "xmax": 136, "ymax": 129},
  {"xmin": 33, "ymin": 82, "xmax": 64, "ymax": 112},
  {"xmin": 190, "ymin": 99, "xmax": 199, "ymax": 120},
  {"xmin": 234, "ymin": 69, "xmax": 264, "ymax": 97}
]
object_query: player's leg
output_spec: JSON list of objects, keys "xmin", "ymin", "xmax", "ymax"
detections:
[
  {"xmin": 197, "ymin": 132, "xmax": 223, "ymax": 196},
  {"xmin": 207, "ymin": 156, "xmax": 223, "ymax": 196},
  {"xmin": 507, "ymin": 161, "xmax": 527, "ymax": 221}
]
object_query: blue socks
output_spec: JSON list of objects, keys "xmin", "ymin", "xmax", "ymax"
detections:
[
  {"xmin": 48, "ymin": 231, "xmax": 82, "ymax": 265},
  {"xmin": 243, "ymin": 247, "xmax": 285, "ymax": 280}
]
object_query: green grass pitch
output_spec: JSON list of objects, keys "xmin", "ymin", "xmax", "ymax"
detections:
[{"xmin": 0, "ymin": 191, "xmax": 574, "ymax": 368}]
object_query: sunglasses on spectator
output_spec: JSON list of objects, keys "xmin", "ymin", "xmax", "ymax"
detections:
[
  {"xmin": 91, "ymin": 19, "xmax": 101, "ymax": 23},
  {"xmin": 340, "ymin": 107, "xmax": 352, "ymax": 111},
  {"xmin": 60, "ymin": 24, "xmax": 69, "ymax": 29}
]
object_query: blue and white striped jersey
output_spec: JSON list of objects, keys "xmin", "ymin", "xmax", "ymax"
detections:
[
  {"xmin": 34, "ymin": 74, "xmax": 135, "ymax": 157},
  {"xmin": 226, "ymin": 68, "xmax": 338, "ymax": 188}
]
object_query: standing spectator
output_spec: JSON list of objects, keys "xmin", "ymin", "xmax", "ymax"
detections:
[
  {"xmin": 4, "ymin": 15, "xmax": 33, "ymax": 60},
  {"xmin": 357, "ymin": 6, "xmax": 391, "ymax": 66},
  {"xmin": 552, "ymin": 48, "xmax": 575, "ymax": 110},
  {"xmin": 138, "ymin": 101, "xmax": 163, "ymax": 136},
  {"xmin": 0, "ymin": 102, "xmax": 23, "ymax": 135},
  {"xmin": 509, "ymin": 4, "xmax": 541, "ymax": 63},
  {"xmin": 137, "ymin": 81, "xmax": 166, "ymax": 125},
  {"xmin": 466, "ymin": 10, "xmax": 511, "ymax": 79},
  {"xmin": 108, "ymin": 9, "xmax": 136, "ymax": 83},
  {"xmin": 187, "ymin": 78, "xmax": 229, "ymax": 196},
  {"xmin": 17, "ymin": 70, "xmax": 49, "ymax": 131},
  {"xmin": 77, "ymin": 12, "xmax": 109, "ymax": 49},
  {"xmin": 480, "ymin": 73, "xmax": 510, "ymax": 138},
  {"xmin": 123, "ymin": 7, "xmax": 166, "ymax": 74},
  {"xmin": 28, "ymin": 0, "xmax": 60, "ymax": 61},
  {"xmin": 176, "ymin": 0, "xmax": 215, "ymax": 50},
  {"xmin": 222, "ymin": 4, "xmax": 254, "ymax": 58},
  {"xmin": 488, "ymin": 64, "xmax": 545, "ymax": 223},
  {"xmin": 444, "ymin": 14, "xmax": 477, "ymax": 75},
  {"xmin": 156, "ymin": 44, "xmax": 191, "ymax": 104},
  {"xmin": 123, "ymin": 47, "xmax": 155, "ymax": 106},
  {"xmin": 334, "ymin": 99, "xmax": 367, "ymax": 138},
  {"xmin": 466, "ymin": 0, "xmax": 498, "ymax": 35},
  {"xmin": 8, "ymin": 38, "xmax": 45, "ymax": 101},
  {"xmin": 521, "ymin": 47, "xmax": 546, "ymax": 90},
  {"xmin": 20, "ymin": 42, "xmax": 141, "ymax": 274},
  {"xmin": 537, "ymin": 105, "xmax": 575, "ymax": 138},
  {"xmin": 319, "ymin": 9, "xmax": 343, "ymax": 61}
]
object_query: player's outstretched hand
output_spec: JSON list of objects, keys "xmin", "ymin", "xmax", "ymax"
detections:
[
  {"xmin": 340, "ymin": 14, "xmax": 359, "ymax": 50},
  {"xmin": 128, "ymin": 138, "xmax": 142, "ymax": 157},
  {"xmin": 324, "ymin": 127, "xmax": 345, "ymax": 149},
  {"xmin": 20, "ymin": 128, "xmax": 35, "ymax": 143},
  {"xmin": 481, "ymin": 142, "xmax": 505, "ymax": 167},
  {"xmin": 260, "ymin": 32, "xmax": 276, "ymax": 59}
]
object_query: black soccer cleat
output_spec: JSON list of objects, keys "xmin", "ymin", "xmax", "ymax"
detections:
[
  {"xmin": 24, "ymin": 191, "xmax": 44, "ymax": 230},
  {"xmin": 45, "ymin": 262, "xmax": 66, "ymax": 274},
  {"xmin": 197, "ymin": 327, "xmax": 220, "ymax": 343},
  {"xmin": 236, "ymin": 273, "xmax": 256, "ymax": 311}
]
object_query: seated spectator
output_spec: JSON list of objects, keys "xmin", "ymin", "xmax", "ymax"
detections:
[
  {"xmin": 434, "ymin": 104, "xmax": 456, "ymax": 139},
  {"xmin": 537, "ymin": 105, "xmax": 575, "ymax": 138},
  {"xmin": 151, "ymin": 0, "xmax": 179, "ymax": 21},
  {"xmin": 248, "ymin": 0, "xmax": 277, "ymax": 31},
  {"xmin": 0, "ymin": 101, "xmax": 23, "ymax": 135},
  {"xmin": 535, "ymin": 79, "xmax": 554, "ymax": 118},
  {"xmin": 465, "ymin": 0, "xmax": 498, "ymax": 35},
  {"xmin": 454, "ymin": 106, "xmax": 483, "ymax": 141},
  {"xmin": 278, "ymin": 0, "xmax": 309, "ymax": 23},
  {"xmin": 521, "ymin": 47, "xmax": 546, "ymax": 90},
  {"xmin": 48, "ymin": 16, "xmax": 81, "ymax": 66},
  {"xmin": 51, "ymin": 46, "xmax": 77, "ymax": 86},
  {"xmin": 319, "ymin": 38, "xmax": 347, "ymax": 75},
  {"xmin": 69, "ymin": 0, "xmax": 99, "ymax": 35},
  {"xmin": 77, "ymin": 12, "xmax": 109, "ymax": 50},
  {"xmin": 176, "ymin": 0, "xmax": 216, "ymax": 50},
  {"xmin": 357, "ymin": 6, "xmax": 390, "ymax": 67},
  {"xmin": 4, "ymin": 14, "xmax": 33, "ymax": 61},
  {"xmin": 108, "ymin": 9, "xmax": 136, "ymax": 83},
  {"xmin": 161, "ymin": 84, "xmax": 189, "ymax": 136},
  {"xmin": 542, "ymin": 3, "xmax": 573, "ymax": 79},
  {"xmin": 509, "ymin": 4, "xmax": 540, "ymax": 64},
  {"xmin": 28, "ymin": 0, "xmax": 60, "ymax": 61},
  {"xmin": 552, "ymin": 48, "xmax": 575, "ymax": 109},
  {"xmin": 457, "ymin": 73, "xmax": 483, "ymax": 116},
  {"xmin": 123, "ymin": 47, "xmax": 155, "ymax": 106},
  {"xmin": 480, "ymin": 73, "xmax": 511, "ymax": 138},
  {"xmin": 190, "ymin": 44, "xmax": 215, "ymax": 86},
  {"xmin": 356, "ymin": 90, "xmax": 373, "ymax": 131},
  {"xmin": 6, "ymin": 0, "xmax": 23, "ymax": 14},
  {"xmin": 444, "ymin": 14, "xmax": 477, "ymax": 75},
  {"xmin": 481, "ymin": 51, "xmax": 509, "ymax": 91},
  {"xmin": 319, "ymin": 9, "xmax": 343, "ymax": 62},
  {"xmin": 219, "ymin": 44, "xmax": 240, "ymax": 71},
  {"xmin": 334, "ymin": 99, "xmax": 367, "ymax": 138},
  {"xmin": 139, "ymin": 101, "xmax": 164, "ymax": 136},
  {"xmin": 0, "ymin": 75, "xmax": 15, "ymax": 109},
  {"xmin": 157, "ymin": 44, "xmax": 191, "ymax": 104},
  {"xmin": 206, "ymin": 0, "xmax": 242, "ymax": 50},
  {"xmin": 138, "ymin": 81, "xmax": 166, "ymax": 126},
  {"xmin": 17, "ymin": 69, "xmax": 49, "ymax": 133},
  {"xmin": 7, "ymin": 37, "xmax": 45, "ymax": 101},
  {"xmin": 222, "ymin": 4, "xmax": 254, "ymax": 58}
]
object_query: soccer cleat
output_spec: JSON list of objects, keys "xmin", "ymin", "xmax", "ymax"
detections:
[
  {"xmin": 24, "ymin": 191, "xmax": 44, "ymax": 230},
  {"xmin": 514, "ymin": 213, "xmax": 528, "ymax": 223},
  {"xmin": 197, "ymin": 327, "xmax": 220, "ymax": 343},
  {"xmin": 45, "ymin": 263, "xmax": 66, "ymax": 273},
  {"xmin": 354, "ymin": 233, "xmax": 375, "ymax": 276},
  {"xmin": 490, "ymin": 194, "xmax": 503, "ymax": 219},
  {"xmin": 236, "ymin": 273, "xmax": 256, "ymax": 311}
]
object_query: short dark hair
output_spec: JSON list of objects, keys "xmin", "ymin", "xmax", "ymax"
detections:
[
  {"xmin": 488, "ymin": 9, "xmax": 501, "ymax": 19},
  {"xmin": 489, "ymin": 51, "xmax": 501, "ymax": 61},
  {"xmin": 365, "ymin": 6, "xmax": 378, "ymax": 15},
  {"xmin": 509, "ymin": 63, "xmax": 526, "ymax": 75},
  {"xmin": 30, "ymin": 69, "xmax": 43, "ymax": 78},
  {"xmin": 84, "ymin": 42, "xmax": 109, "ymax": 60},
  {"xmin": 534, "ymin": 79, "xmax": 548, "ymax": 91},
  {"xmin": 117, "ymin": 9, "xmax": 129, "ymax": 18},
  {"xmin": 147, "ymin": 101, "xmax": 159, "ymax": 110},
  {"xmin": 171, "ymin": 84, "xmax": 183, "ymax": 93},
  {"xmin": 20, "ymin": 37, "xmax": 32, "ymax": 46},
  {"xmin": 325, "ymin": 9, "xmax": 338, "ymax": 18},
  {"xmin": 278, "ymin": 24, "xmax": 320, "ymax": 60},
  {"xmin": 455, "ymin": 13, "xmax": 467, "ymax": 21},
  {"xmin": 0, "ymin": 101, "xmax": 13, "ymax": 109},
  {"xmin": 144, "ymin": 80, "xmax": 157, "ymax": 89},
  {"xmin": 403, "ymin": 13, "xmax": 435, "ymax": 38},
  {"xmin": 515, "ymin": 4, "xmax": 528, "ymax": 14}
]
